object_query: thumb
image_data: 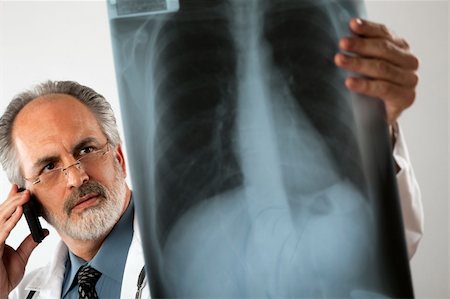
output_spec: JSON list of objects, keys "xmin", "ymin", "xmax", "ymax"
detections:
[{"xmin": 16, "ymin": 229, "xmax": 49, "ymax": 265}]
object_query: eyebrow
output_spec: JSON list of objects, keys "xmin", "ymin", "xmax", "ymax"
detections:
[
  {"xmin": 30, "ymin": 137, "xmax": 101, "ymax": 174},
  {"xmin": 71, "ymin": 137, "xmax": 100, "ymax": 155},
  {"xmin": 31, "ymin": 155, "xmax": 59, "ymax": 175}
]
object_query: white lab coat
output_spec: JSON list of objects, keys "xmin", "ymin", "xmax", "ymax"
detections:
[
  {"xmin": 9, "ymin": 215, "xmax": 150, "ymax": 299},
  {"xmin": 393, "ymin": 123, "xmax": 424, "ymax": 258}
]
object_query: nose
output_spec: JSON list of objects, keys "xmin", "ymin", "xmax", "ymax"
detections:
[{"xmin": 63, "ymin": 161, "xmax": 89, "ymax": 188}]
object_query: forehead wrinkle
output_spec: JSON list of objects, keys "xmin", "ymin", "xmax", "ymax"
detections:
[{"xmin": 11, "ymin": 95, "xmax": 105, "ymax": 178}]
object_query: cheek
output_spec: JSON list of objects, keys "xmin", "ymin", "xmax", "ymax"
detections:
[
  {"xmin": 90, "ymin": 159, "xmax": 122, "ymax": 189},
  {"xmin": 33, "ymin": 187, "xmax": 67, "ymax": 216},
  {"xmin": 97, "ymin": 163, "xmax": 117, "ymax": 186},
  {"xmin": 102, "ymin": 165, "xmax": 119, "ymax": 183},
  {"xmin": 36, "ymin": 196, "xmax": 64, "ymax": 220}
]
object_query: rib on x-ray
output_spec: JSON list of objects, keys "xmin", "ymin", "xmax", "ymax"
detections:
[{"xmin": 108, "ymin": 0, "xmax": 413, "ymax": 297}]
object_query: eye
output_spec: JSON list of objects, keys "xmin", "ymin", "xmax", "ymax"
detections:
[
  {"xmin": 42, "ymin": 162, "xmax": 56, "ymax": 173},
  {"xmin": 79, "ymin": 146, "xmax": 96, "ymax": 156}
]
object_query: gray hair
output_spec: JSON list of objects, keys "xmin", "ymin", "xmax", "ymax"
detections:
[{"xmin": 0, "ymin": 80, "xmax": 121, "ymax": 185}]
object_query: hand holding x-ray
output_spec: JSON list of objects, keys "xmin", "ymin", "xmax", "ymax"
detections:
[{"xmin": 335, "ymin": 18, "xmax": 419, "ymax": 126}]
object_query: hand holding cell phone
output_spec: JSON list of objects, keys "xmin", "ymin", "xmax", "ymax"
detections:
[{"xmin": 0, "ymin": 185, "xmax": 47, "ymax": 298}]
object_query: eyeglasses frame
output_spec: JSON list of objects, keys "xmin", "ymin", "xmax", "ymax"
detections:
[{"xmin": 23, "ymin": 142, "xmax": 111, "ymax": 186}]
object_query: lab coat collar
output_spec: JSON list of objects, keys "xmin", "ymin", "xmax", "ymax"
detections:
[{"xmin": 24, "ymin": 240, "xmax": 67, "ymax": 298}]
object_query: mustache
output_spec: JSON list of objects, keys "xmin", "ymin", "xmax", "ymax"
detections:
[{"xmin": 64, "ymin": 181, "xmax": 107, "ymax": 214}]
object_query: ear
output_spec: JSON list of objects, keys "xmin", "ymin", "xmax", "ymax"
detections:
[{"xmin": 113, "ymin": 144, "xmax": 127, "ymax": 177}]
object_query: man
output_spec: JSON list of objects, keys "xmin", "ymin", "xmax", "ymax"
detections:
[
  {"xmin": 0, "ymin": 84, "xmax": 148, "ymax": 298},
  {"xmin": 0, "ymin": 19, "xmax": 422, "ymax": 298}
]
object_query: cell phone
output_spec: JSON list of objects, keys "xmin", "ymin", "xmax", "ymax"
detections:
[{"xmin": 19, "ymin": 188, "xmax": 45, "ymax": 243}]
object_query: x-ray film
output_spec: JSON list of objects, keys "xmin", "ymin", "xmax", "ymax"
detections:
[{"xmin": 108, "ymin": 0, "xmax": 414, "ymax": 297}]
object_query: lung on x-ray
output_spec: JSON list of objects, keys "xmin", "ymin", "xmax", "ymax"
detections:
[{"xmin": 108, "ymin": 0, "xmax": 413, "ymax": 297}]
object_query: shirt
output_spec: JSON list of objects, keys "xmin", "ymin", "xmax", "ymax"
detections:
[{"xmin": 61, "ymin": 199, "xmax": 134, "ymax": 298}]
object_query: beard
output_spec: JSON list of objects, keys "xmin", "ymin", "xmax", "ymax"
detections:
[{"xmin": 42, "ymin": 160, "xmax": 127, "ymax": 241}]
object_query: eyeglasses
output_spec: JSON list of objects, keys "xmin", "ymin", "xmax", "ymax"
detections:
[{"xmin": 25, "ymin": 143, "xmax": 111, "ymax": 187}]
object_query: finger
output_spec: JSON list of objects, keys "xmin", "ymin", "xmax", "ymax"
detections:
[
  {"xmin": 339, "ymin": 37, "xmax": 419, "ymax": 70},
  {"xmin": 349, "ymin": 18, "xmax": 393, "ymax": 38},
  {"xmin": 0, "ymin": 187, "xmax": 30, "ymax": 243},
  {"xmin": 7, "ymin": 184, "xmax": 19, "ymax": 197},
  {"xmin": 6, "ymin": 184, "xmax": 24, "ymax": 200},
  {"xmin": 345, "ymin": 77, "xmax": 415, "ymax": 124},
  {"xmin": 16, "ymin": 229, "xmax": 49, "ymax": 265},
  {"xmin": 0, "ymin": 205, "xmax": 23, "ymax": 244},
  {"xmin": 335, "ymin": 53, "xmax": 419, "ymax": 87},
  {"xmin": 348, "ymin": 18, "xmax": 410, "ymax": 50},
  {"xmin": 5, "ymin": 184, "xmax": 29, "ymax": 204},
  {"xmin": 0, "ymin": 188, "xmax": 29, "ymax": 223},
  {"xmin": 345, "ymin": 77, "xmax": 416, "ymax": 104}
]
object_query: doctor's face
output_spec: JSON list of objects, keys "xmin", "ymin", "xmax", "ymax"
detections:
[{"xmin": 12, "ymin": 94, "xmax": 130, "ymax": 241}]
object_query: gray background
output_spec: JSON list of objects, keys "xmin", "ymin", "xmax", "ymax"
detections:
[{"xmin": 0, "ymin": 1, "xmax": 448, "ymax": 297}]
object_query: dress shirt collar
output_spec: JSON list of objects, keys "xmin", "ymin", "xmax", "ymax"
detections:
[{"xmin": 62, "ymin": 198, "xmax": 134, "ymax": 297}]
